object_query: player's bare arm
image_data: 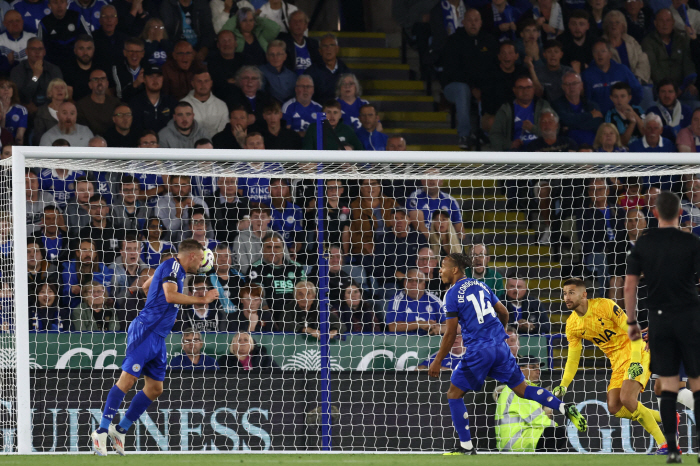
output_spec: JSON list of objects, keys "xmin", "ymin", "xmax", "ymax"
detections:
[
  {"xmin": 623, "ymin": 274, "xmax": 642, "ymax": 341},
  {"xmin": 494, "ymin": 301, "xmax": 509, "ymax": 327},
  {"xmin": 162, "ymin": 282, "xmax": 219, "ymax": 306},
  {"xmin": 428, "ymin": 316, "xmax": 458, "ymax": 378},
  {"xmin": 142, "ymin": 275, "xmax": 153, "ymax": 295}
]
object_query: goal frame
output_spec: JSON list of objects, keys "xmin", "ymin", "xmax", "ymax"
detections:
[{"xmin": 9, "ymin": 146, "xmax": 696, "ymax": 454}]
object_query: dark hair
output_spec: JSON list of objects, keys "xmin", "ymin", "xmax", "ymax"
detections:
[
  {"xmin": 52, "ymin": 139, "xmax": 70, "ymax": 147},
  {"xmin": 179, "ymin": 238, "xmax": 204, "ymax": 253},
  {"xmin": 88, "ymin": 193, "xmax": 107, "ymax": 204},
  {"xmin": 499, "ymin": 40, "xmax": 516, "ymax": 52},
  {"xmin": 359, "ymin": 103, "xmax": 377, "ymax": 113},
  {"xmin": 543, "ymin": 39, "xmax": 563, "ymax": 51},
  {"xmin": 610, "ymin": 81, "xmax": 631, "ymax": 96},
  {"xmin": 656, "ymin": 191, "xmax": 681, "ymax": 221},
  {"xmin": 194, "ymin": 138, "xmax": 213, "ymax": 148},
  {"xmin": 75, "ymin": 34, "xmax": 94, "ymax": 44},
  {"xmin": 190, "ymin": 205, "xmax": 207, "ymax": 219},
  {"xmin": 519, "ymin": 18, "xmax": 539, "ymax": 33},
  {"xmin": 229, "ymin": 104, "xmax": 249, "ymax": 116},
  {"xmin": 124, "ymin": 37, "xmax": 145, "ymax": 49},
  {"xmin": 322, "ymin": 99, "xmax": 342, "ymax": 111},
  {"xmin": 445, "ymin": 253, "xmax": 471, "ymax": 270},
  {"xmin": 121, "ymin": 174, "xmax": 137, "ymax": 185},
  {"xmin": 263, "ymin": 100, "xmax": 281, "ymax": 113},
  {"xmin": 570, "ymin": 9, "xmax": 590, "ymax": 21},
  {"xmin": 175, "ymin": 101, "xmax": 193, "ymax": 111},
  {"xmin": 250, "ymin": 206, "xmax": 271, "ymax": 217},
  {"xmin": 123, "ymin": 232, "xmax": 139, "ymax": 244},
  {"xmin": 139, "ymin": 129, "xmax": 159, "ymax": 144},
  {"xmin": 655, "ymin": 77, "xmax": 679, "ymax": 96},
  {"xmin": 562, "ymin": 277, "xmax": 587, "ymax": 290}
]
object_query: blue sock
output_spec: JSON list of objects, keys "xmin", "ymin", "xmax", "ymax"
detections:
[
  {"xmin": 99, "ymin": 385, "xmax": 127, "ymax": 431},
  {"xmin": 448, "ymin": 398, "xmax": 472, "ymax": 443},
  {"xmin": 118, "ymin": 391, "xmax": 153, "ymax": 432},
  {"xmin": 523, "ymin": 385, "xmax": 564, "ymax": 413}
]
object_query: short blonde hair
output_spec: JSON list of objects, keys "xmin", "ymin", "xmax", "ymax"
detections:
[
  {"xmin": 294, "ymin": 280, "xmax": 317, "ymax": 297},
  {"xmin": 592, "ymin": 123, "xmax": 622, "ymax": 150},
  {"xmin": 47, "ymin": 78, "xmax": 69, "ymax": 102},
  {"xmin": 602, "ymin": 10, "xmax": 628, "ymax": 37}
]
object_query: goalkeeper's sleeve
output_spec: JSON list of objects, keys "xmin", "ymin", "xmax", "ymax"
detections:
[
  {"xmin": 629, "ymin": 336, "xmax": 643, "ymax": 365},
  {"xmin": 561, "ymin": 344, "xmax": 582, "ymax": 388}
]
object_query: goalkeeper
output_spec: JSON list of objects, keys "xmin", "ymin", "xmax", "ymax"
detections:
[{"xmin": 554, "ymin": 278, "xmax": 667, "ymax": 453}]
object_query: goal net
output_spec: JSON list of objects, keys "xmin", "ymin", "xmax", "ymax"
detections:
[{"xmin": 4, "ymin": 147, "xmax": 700, "ymax": 454}]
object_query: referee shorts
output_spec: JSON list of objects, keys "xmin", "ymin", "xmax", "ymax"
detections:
[{"xmin": 648, "ymin": 309, "xmax": 700, "ymax": 378}]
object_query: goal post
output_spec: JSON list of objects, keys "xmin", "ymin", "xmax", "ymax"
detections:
[{"xmin": 7, "ymin": 146, "xmax": 700, "ymax": 454}]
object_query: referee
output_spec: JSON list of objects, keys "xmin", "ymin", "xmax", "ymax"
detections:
[{"xmin": 625, "ymin": 191, "xmax": 700, "ymax": 463}]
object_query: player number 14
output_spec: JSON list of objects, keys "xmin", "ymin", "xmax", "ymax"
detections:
[{"xmin": 466, "ymin": 291, "xmax": 496, "ymax": 324}]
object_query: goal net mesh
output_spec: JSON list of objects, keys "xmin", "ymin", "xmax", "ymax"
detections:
[{"xmin": 4, "ymin": 152, "xmax": 700, "ymax": 453}]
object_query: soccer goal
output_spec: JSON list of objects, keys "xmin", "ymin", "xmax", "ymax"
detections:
[{"xmin": 4, "ymin": 147, "xmax": 700, "ymax": 454}]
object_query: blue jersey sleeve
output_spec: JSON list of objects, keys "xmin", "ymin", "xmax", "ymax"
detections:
[
  {"xmin": 428, "ymin": 294, "xmax": 445, "ymax": 323},
  {"xmin": 448, "ymin": 198, "xmax": 463, "ymax": 224},
  {"xmin": 443, "ymin": 289, "xmax": 459, "ymax": 319},
  {"xmin": 385, "ymin": 296, "xmax": 407, "ymax": 324}
]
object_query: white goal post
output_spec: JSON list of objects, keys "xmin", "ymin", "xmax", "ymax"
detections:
[{"xmin": 7, "ymin": 146, "xmax": 700, "ymax": 454}]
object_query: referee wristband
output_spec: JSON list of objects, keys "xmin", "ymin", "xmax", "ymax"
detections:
[{"xmin": 627, "ymin": 320, "xmax": 638, "ymax": 326}]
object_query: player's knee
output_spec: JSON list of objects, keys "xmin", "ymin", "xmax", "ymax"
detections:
[
  {"xmin": 446, "ymin": 384, "xmax": 463, "ymax": 400},
  {"xmin": 607, "ymin": 399, "xmax": 622, "ymax": 416},
  {"xmin": 654, "ymin": 381, "xmax": 663, "ymax": 397}
]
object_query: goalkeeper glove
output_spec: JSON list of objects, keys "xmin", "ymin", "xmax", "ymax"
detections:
[
  {"xmin": 552, "ymin": 385, "xmax": 567, "ymax": 398},
  {"xmin": 628, "ymin": 362, "xmax": 644, "ymax": 380}
]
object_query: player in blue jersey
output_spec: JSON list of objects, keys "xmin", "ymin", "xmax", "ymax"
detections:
[
  {"xmin": 430, "ymin": 253, "xmax": 587, "ymax": 455},
  {"xmin": 91, "ymin": 239, "xmax": 219, "ymax": 456}
]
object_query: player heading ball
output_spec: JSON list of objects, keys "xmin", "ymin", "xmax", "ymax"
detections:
[{"xmin": 91, "ymin": 239, "xmax": 219, "ymax": 456}]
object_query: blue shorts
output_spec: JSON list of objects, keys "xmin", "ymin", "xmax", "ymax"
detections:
[
  {"xmin": 121, "ymin": 320, "xmax": 167, "ymax": 382},
  {"xmin": 451, "ymin": 341, "xmax": 524, "ymax": 392}
]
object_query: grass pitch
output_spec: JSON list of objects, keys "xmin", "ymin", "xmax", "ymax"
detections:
[{"xmin": 0, "ymin": 454, "xmax": 687, "ymax": 466}]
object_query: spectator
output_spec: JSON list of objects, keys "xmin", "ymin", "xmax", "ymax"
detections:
[
  {"xmin": 466, "ymin": 243, "xmax": 506, "ymax": 299},
  {"xmin": 12, "ymin": 0, "xmax": 48, "ymax": 35},
  {"xmin": 129, "ymin": 64, "xmax": 178, "ymax": 133},
  {"xmin": 417, "ymin": 246, "xmax": 446, "ymax": 294},
  {"xmin": 27, "ymin": 238, "xmax": 59, "ymax": 304},
  {"xmin": 231, "ymin": 65, "xmax": 270, "ymax": 124},
  {"xmin": 608, "ymin": 207, "xmax": 647, "ymax": 305},
  {"xmin": 207, "ymin": 243, "xmax": 245, "ymax": 314},
  {"xmin": 628, "ymin": 113, "xmax": 677, "ymax": 152},
  {"xmin": 112, "ymin": 175, "xmax": 147, "ymax": 234},
  {"xmin": 26, "ymin": 170, "xmax": 55, "ymax": 236},
  {"xmin": 140, "ymin": 217, "xmax": 174, "ymax": 268},
  {"xmin": 481, "ymin": 41, "xmax": 527, "ymax": 130},
  {"xmin": 646, "ymin": 78, "xmax": 693, "ymax": 141},
  {"xmin": 162, "ymin": 40, "xmax": 206, "ymax": 100},
  {"xmin": 643, "ymin": 9, "xmax": 697, "ymax": 95},
  {"xmin": 249, "ymin": 231, "xmax": 306, "ymax": 316},
  {"xmin": 30, "ymin": 282, "xmax": 68, "ymax": 331},
  {"xmin": 582, "ymin": 40, "xmax": 642, "ymax": 113},
  {"xmin": 258, "ymin": 0, "xmax": 297, "ymax": 33},
  {"xmin": 621, "ymin": 0, "xmax": 653, "ymax": 43},
  {"xmin": 372, "ymin": 207, "xmax": 429, "ymax": 295},
  {"xmin": 61, "ymin": 239, "xmax": 114, "ymax": 309},
  {"xmin": 217, "ymin": 332, "xmax": 279, "ymax": 371},
  {"xmin": 604, "ymin": 82, "xmax": 644, "ymax": 146},
  {"xmin": 356, "ymin": 103, "xmax": 388, "ymax": 151},
  {"xmin": 261, "ymin": 40, "xmax": 296, "ymax": 103},
  {"xmin": 159, "ymin": 0, "xmax": 215, "ymax": 60},
  {"xmin": 213, "ymin": 105, "xmax": 252, "ymax": 149},
  {"xmin": 349, "ymin": 178, "xmax": 399, "ymax": 257},
  {"xmin": 38, "ymin": 164, "xmax": 85, "ymax": 209},
  {"xmin": 338, "ymin": 282, "xmax": 381, "ymax": 333},
  {"xmin": 208, "ymin": 30, "xmax": 244, "ymax": 99},
  {"xmin": 578, "ymin": 177, "xmax": 616, "ymax": 293},
  {"xmin": 282, "ymin": 74, "xmax": 322, "ymax": 135},
  {"xmin": 141, "ymin": 17, "xmax": 172, "ymax": 67},
  {"xmin": 268, "ymin": 177, "xmax": 304, "ymax": 256},
  {"xmin": 496, "ymin": 356, "xmax": 566, "ymax": 452},
  {"xmin": 429, "ymin": 209, "xmax": 463, "ymax": 258},
  {"xmin": 232, "ymin": 206, "xmax": 270, "ymax": 273},
  {"xmin": 176, "ymin": 275, "xmax": 227, "ymax": 332},
  {"xmin": 214, "ymin": 176, "xmax": 251, "ymax": 244},
  {"xmin": 385, "ymin": 268, "xmax": 444, "ymax": 335},
  {"xmin": 134, "ymin": 133, "xmax": 166, "ymax": 205},
  {"xmin": 552, "ymin": 71, "xmax": 604, "ymax": 145},
  {"xmin": 92, "ymin": 5, "xmax": 127, "ymax": 70},
  {"xmin": 111, "ymin": 37, "xmax": 147, "ymax": 102},
  {"xmin": 336, "ymin": 73, "xmax": 371, "ymax": 132},
  {"xmin": 527, "ymin": 109, "xmax": 578, "ymax": 151},
  {"xmin": 169, "ymin": 329, "xmax": 219, "ymax": 369},
  {"xmin": 103, "ymin": 104, "xmax": 139, "ymax": 147},
  {"xmin": 37, "ymin": 205, "xmax": 68, "ymax": 263},
  {"xmin": 79, "ymin": 193, "xmax": 123, "ymax": 264},
  {"xmin": 305, "ymin": 33, "xmax": 350, "ymax": 104},
  {"xmin": 64, "ymin": 176, "xmax": 93, "ymax": 239},
  {"xmin": 236, "ymin": 147, "xmax": 285, "ymax": 205},
  {"xmin": 283, "ymin": 280, "xmax": 345, "ymax": 338},
  {"xmin": 504, "ymin": 276, "xmax": 551, "ymax": 334},
  {"xmin": 602, "ymin": 10, "xmax": 651, "ymax": 86},
  {"xmin": 39, "ymin": 101, "xmax": 94, "ymax": 146},
  {"xmin": 506, "ymin": 323, "xmax": 520, "ymax": 356},
  {"xmin": 312, "ymin": 244, "xmax": 356, "ymax": 309},
  {"xmin": 676, "ymin": 107, "xmax": 700, "ymax": 151},
  {"xmin": 0, "ymin": 10, "xmax": 36, "ymax": 65},
  {"xmin": 681, "ymin": 177, "xmax": 700, "ymax": 227},
  {"xmin": 518, "ymin": 22, "xmax": 545, "ymax": 91},
  {"xmin": 671, "ymin": 0, "xmax": 700, "ymax": 31},
  {"xmin": 112, "ymin": 234, "xmax": 146, "ymax": 312},
  {"xmin": 228, "ymin": 284, "xmax": 273, "ymax": 332},
  {"xmin": 277, "ymin": 10, "xmax": 320, "ymax": 75},
  {"xmin": 181, "ymin": 70, "xmax": 228, "ymax": 138},
  {"xmin": 38, "ymin": 0, "xmax": 88, "ymax": 67},
  {"xmin": 221, "ymin": 7, "xmax": 280, "ymax": 67},
  {"xmin": 534, "ymin": 0, "xmax": 564, "ymax": 39},
  {"xmin": 154, "ymin": 173, "xmax": 209, "ymax": 243},
  {"xmin": 592, "ymin": 122, "xmax": 627, "ymax": 151},
  {"xmin": 261, "ymin": 100, "xmax": 302, "ymax": 149},
  {"xmin": 560, "ymin": 10, "xmax": 598, "ymax": 74},
  {"xmin": 10, "ymin": 38, "xmax": 62, "ymax": 113},
  {"xmin": 303, "ymin": 100, "xmax": 363, "ymax": 150},
  {"xmin": 479, "ymin": 0, "xmax": 518, "ymax": 42},
  {"xmin": 60, "ymin": 35, "xmax": 96, "ymax": 102},
  {"xmin": 417, "ymin": 327, "xmax": 466, "ymax": 370},
  {"xmin": 158, "ymin": 101, "xmax": 208, "ymax": 148},
  {"xmin": 535, "ymin": 40, "xmax": 573, "ymax": 103},
  {"xmin": 491, "ymin": 76, "xmax": 553, "ymax": 151},
  {"xmin": 75, "ymin": 69, "xmax": 121, "ymax": 136},
  {"xmin": 407, "ymin": 170, "xmax": 463, "ymax": 238},
  {"xmin": 185, "ymin": 205, "xmax": 216, "ymax": 250},
  {"xmin": 0, "ymin": 79, "xmax": 27, "ymax": 145},
  {"xmin": 69, "ymin": 0, "xmax": 107, "ymax": 33},
  {"xmin": 73, "ymin": 281, "xmax": 118, "ymax": 331},
  {"xmin": 323, "ymin": 180, "xmax": 351, "ymax": 251}
]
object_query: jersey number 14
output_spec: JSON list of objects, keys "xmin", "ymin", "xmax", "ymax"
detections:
[{"xmin": 466, "ymin": 291, "xmax": 496, "ymax": 324}]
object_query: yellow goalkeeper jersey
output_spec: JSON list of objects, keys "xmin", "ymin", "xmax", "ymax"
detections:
[{"xmin": 561, "ymin": 298, "xmax": 644, "ymax": 388}]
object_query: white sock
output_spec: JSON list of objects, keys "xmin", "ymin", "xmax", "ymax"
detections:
[
  {"xmin": 460, "ymin": 440, "xmax": 473, "ymax": 450},
  {"xmin": 559, "ymin": 403, "xmax": 565, "ymax": 415},
  {"xmin": 677, "ymin": 388, "xmax": 695, "ymax": 410}
]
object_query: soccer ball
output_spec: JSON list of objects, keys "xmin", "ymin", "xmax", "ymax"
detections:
[{"xmin": 199, "ymin": 248, "xmax": 215, "ymax": 274}]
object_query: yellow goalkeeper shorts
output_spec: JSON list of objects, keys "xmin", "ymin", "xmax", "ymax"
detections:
[{"xmin": 608, "ymin": 348, "xmax": 651, "ymax": 392}]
